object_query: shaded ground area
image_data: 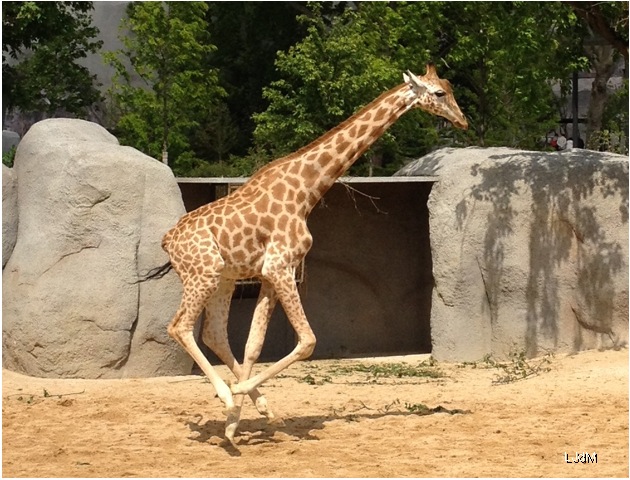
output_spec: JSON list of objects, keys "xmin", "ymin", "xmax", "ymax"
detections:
[{"xmin": 3, "ymin": 349, "xmax": 628, "ymax": 477}]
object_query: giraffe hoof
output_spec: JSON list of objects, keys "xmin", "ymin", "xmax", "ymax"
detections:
[
  {"xmin": 220, "ymin": 437, "xmax": 241, "ymax": 454},
  {"xmin": 224, "ymin": 406, "xmax": 242, "ymax": 449},
  {"xmin": 267, "ymin": 416, "xmax": 285, "ymax": 427},
  {"xmin": 226, "ymin": 436, "xmax": 239, "ymax": 449},
  {"xmin": 254, "ymin": 395, "xmax": 272, "ymax": 416}
]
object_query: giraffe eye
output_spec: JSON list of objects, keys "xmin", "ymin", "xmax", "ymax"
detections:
[{"xmin": 435, "ymin": 90, "xmax": 446, "ymax": 98}]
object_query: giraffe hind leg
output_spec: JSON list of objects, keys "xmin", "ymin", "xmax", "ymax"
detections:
[{"xmin": 168, "ymin": 275, "xmax": 236, "ymax": 414}]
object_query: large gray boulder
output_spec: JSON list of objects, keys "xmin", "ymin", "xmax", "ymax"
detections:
[
  {"xmin": 397, "ymin": 147, "xmax": 628, "ymax": 361},
  {"xmin": 2, "ymin": 164, "xmax": 18, "ymax": 267},
  {"xmin": 2, "ymin": 119, "xmax": 191, "ymax": 378}
]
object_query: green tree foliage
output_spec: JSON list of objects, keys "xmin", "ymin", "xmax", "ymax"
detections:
[
  {"xmin": 253, "ymin": 2, "xmax": 447, "ymax": 175},
  {"xmin": 568, "ymin": 1, "xmax": 628, "ymax": 67},
  {"xmin": 440, "ymin": 1, "xmax": 588, "ymax": 147},
  {"xmin": 105, "ymin": 1, "xmax": 225, "ymax": 175},
  {"xmin": 252, "ymin": 2, "xmax": 591, "ymax": 173},
  {"xmin": 205, "ymin": 2, "xmax": 308, "ymax": 158},
  {"xmin": 2, "ymin": 1, "xmax": 103, "ymax": 118},
  {"xmin": 567, "ymin": 1, "xmax": 628, "ymax": 151},
  {"xmin": 590, "ymin": 78, "xmax": 629, "ymax": 154},
  {"xmin": 3, "ymin": 1, "xmax": 626, "ymax": 176}
]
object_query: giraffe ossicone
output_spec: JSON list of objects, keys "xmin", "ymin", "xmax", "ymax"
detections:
[{"xmin": 159, "ymin": 64, "xmax": 467, "ymax": 447}]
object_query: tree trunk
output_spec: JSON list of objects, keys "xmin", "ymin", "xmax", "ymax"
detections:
[
  {"xmin": 161, "ymin": 142, "xmax": 168, "ymax": 165},
  {"xmin": 585, "ymin": 43, "xmax": 616, "ymax": 147},
  {"xmin": 368, "ymin": 150, "xmax": 384, "ymax": 177}
]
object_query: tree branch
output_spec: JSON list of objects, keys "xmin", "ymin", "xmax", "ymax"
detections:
[{"xmin": 566, "ymin": 1, "xmax": 628, "ymax": 62}]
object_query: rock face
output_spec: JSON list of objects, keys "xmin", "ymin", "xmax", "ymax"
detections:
[
  {"xmin": 2, "ymin": 119, "xmax": 192, "ymax": 378},
  {"xmin": 2, "ymin": 164, "xmax": 18, "ymax": 267},
  {"xmin": 396, "ymin": 147, "xmax": 629, "ymax": 361}
]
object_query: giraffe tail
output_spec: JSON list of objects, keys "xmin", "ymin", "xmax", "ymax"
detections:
[
  {"xmin": 129, "ymin": 225, "xmax": 179, "ymax": 284},
  {"xmin": 132, "ymin": 261, "xmax": 173, "ymax": 284}
]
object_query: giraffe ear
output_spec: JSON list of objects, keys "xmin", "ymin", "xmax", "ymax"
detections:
[{"xmin": 404, "ymin": 70, "xmax": 426, "ymax": 95}]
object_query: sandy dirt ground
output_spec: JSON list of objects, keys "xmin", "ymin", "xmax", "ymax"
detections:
[{"xmin": 2, "ymin": 349, "xmax": 628, "ymax": 478}]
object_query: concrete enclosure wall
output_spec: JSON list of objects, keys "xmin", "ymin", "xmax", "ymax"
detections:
[{"xmin": 178, "ymin": 179, "xmax": 434, "ymax": 362}]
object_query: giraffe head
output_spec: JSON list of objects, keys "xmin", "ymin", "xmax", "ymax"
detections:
[{"xmin": 403, "ymin": 64, "xmax": 468, "ymax": 130}]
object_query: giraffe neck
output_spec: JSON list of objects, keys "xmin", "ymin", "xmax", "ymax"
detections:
[{"xmin": 254, "ymin": 83, "xmax": 413, "ymax": 217}]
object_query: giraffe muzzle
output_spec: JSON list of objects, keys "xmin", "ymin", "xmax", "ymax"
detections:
[{"xmin": 453, "ymin": 117, "xmax": 468, "ymax": 130}]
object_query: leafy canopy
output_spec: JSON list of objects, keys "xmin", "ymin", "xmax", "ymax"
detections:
[
  {"xmin": 105, "ymin": 1, "xmax": 225, "ymax": 174},
  {"xmin": 252, "ymin": 2, "xmax": 590, "ymax": 173},
  {"xmin": 5, "ymin": 1, "xmax": 624, "ymax": 174},
  {"xmin": 2, "ymin": 1, "xmax": 102, "ymax": 116},
  {"xmin": 440, "ymin": 1, "xmax": 588, "ymax": 147},
  {"xmin": 253, "ymin": 2, "xmax": 446, "ymax": 175}
]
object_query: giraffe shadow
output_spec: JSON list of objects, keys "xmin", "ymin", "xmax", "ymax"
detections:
[
  {"xmin": 186, "ymin": 415, "xmax": 326, "ymax": 456},
  {"xmin": 185, "ymin": 406, "xmax": 470, "ymax": 455}
]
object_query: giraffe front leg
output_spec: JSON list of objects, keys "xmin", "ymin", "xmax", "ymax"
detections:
[
  {"xmin": 231, "ymin": 267, "xmax": 316, "ymax": 396},
  {"xmin": 240, "ymin": 280, "xmax": 282, "ymax": 419}
]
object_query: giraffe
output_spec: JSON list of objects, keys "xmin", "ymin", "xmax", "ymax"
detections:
[{"xmin": 157, "ymin": 64, "xmax": 467, "ymax": 446}]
